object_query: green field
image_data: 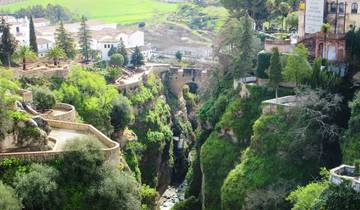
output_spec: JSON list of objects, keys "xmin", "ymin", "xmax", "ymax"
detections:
[{"xmin": 1, "ymin": 0, "xmax": 178, "ymax": 24}]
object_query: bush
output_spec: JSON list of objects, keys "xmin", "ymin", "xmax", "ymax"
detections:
[
  {"xmin": 14, "ymin": 164, "xmax": 59, "ymax": 210},
  {"xmin": 171, "ymin": 196, "xmax": 201, "ymax": 210},
  {"xmin": 111, "ymin": 96, "xmax": 134, "ymax": 132},
  {"xmin": 0, "ymin": 181, "xmax": 22, "ymax": 210},
  {"xmin": 32, "ymin": 86, "xmax": 56, "ymax": 112},
  {"xmin": 141, "ymin": 184, "xmax": 158, "ymax": 210},
  {"xmin": 109, "ymin": 53, "xmax": 124, "ymax": 67}
]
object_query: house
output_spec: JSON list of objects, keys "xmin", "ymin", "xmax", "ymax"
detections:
[
  {"xmin": 1, "ymin": 15, "xmax": 29, "ymax": 46},
  {"xmin": 33, "ymin": 18, "xmax": 50, "ymax": 28},
  {"xmin": 297, "ymin": 0, "xmax": 360, "ymax": 62},
  {"xmin": 37, "ymin": 38, "xmax": 54, "ymax": 57},
  {"xmin": 91, "ymin": 28, "xmax": 145, "ymax": 61}
]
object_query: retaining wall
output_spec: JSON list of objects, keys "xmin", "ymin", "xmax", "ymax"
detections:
[
  {"xmin": 330, "ymin": 165, "xmax": 360, "ymax": 192},
  {"xmin": 0, "ymin": 120, "xmax": 120, "ymax": 164},
  {"xmin": 13, "ymin": 67, "xmax": 69, "ymax": 79},
  {"xmin": 43, "ymin": 103, "xmax": 76, "ymax": 122}
]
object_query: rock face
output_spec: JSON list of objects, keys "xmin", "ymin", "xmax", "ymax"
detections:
[{"xmin": 0, "ymin": 117, "xmax": 50, "ymax": 152}]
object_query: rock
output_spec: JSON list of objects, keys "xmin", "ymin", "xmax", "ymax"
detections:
[
  {"xmin": 26, "ymin": 119, "xmax": 38, "ymax": 128},
  {"xmin": 32, "ymin": 116, "xmax": 51, "ymax": 134}
]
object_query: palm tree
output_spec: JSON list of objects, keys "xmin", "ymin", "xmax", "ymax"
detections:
[
  {"xmin": 17, "ymin": 46, "xmax": 37, "ymax": 70},
  {"xmin": 47, "ymin": 46, "xmax": 66, "ymax": 66},
  {"xmin": 321, "ymin": 23, "xmax": 331, "ymax": 59}
]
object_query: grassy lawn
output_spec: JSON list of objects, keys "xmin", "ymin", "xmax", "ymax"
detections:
[{"xmin": 1, "ymin": 0, "xmax": 178, "ymax": 24}]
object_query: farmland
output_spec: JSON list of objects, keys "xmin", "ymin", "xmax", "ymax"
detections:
[{"xmin": 0, "ymin": 0, "xmax": 178, "ymax": 24}]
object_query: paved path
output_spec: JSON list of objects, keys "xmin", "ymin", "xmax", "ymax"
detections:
[{"xmin": 49, "ymin": 128, "xmax": 106, "ymax": 151}]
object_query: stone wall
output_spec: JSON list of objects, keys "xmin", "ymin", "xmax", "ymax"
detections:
[
  {"xmin": 0, "ymin": 119, "xmax": 121, "ymax": 164},
  {"xmin": 264, "ymin": 39, "xmax": 294, "ymax": 54},
  {"xmin": 19, "ymin": 89, "xmax": 33, "ymax": 103},
  {"xmin": 330, "ymin": 164, "xmax": 360, "ymax": 192},
  {"xmin": 13, "ymin": 66, "xmax": 70, "ymax": 79},
  {"xmin": 262, "ymin": 96, "xmax": 298, "ymax": 114},
  {"xmin": 42, "ymin": 103, "xmax": 76, "ymax": 122}
]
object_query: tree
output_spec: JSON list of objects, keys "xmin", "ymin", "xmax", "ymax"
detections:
[
  {"xmin": 279, "ymin": 2, "xmax": 290, "ymax": 31},
  {"xmin": 111, "ymin": 96, "xmax": 134, "ymax": 133},
  {"xmin": 62, "ymin": 137, "xmax": 105, "ymax": 184},
  {"xmin": 109, "ymin": 53, "xmax": 124, "ymax": 67},
  {"xmin": 14, "ymin": 164, "xmax": 59, "ymax": 210},
  {"xmin": 233, "ymin": 13, "xmax": 254, "ymax": 79},
  {"xmin": 32, "ymin": 86, "xmax": 56, "ymax": 112},
  {"xmin": 130, "ymin": 46, "xmax": 144, "ymax": 68},
  {"xmin": 16, "ymin": 46, "xmax": 37, "ymax": 70},
  {"xmin": 268, "ymin": 47, "xmax": 282, "ymax": 98},
  {"xmin": 29, "ymin": 16, "xmax": 38, "ymax": 54},
  {"xmin": 87, "ymin": 166, "xmax": 141, "ymax": 210},
  {"xmin": 47, "ymin": 46, "xmax": 66, "ymax": 66},
  {"xmin": 0, "ymin": 181, "xmax": 22, "ymax": 210},
  {"xmin": 78, "ymin": 16, "xmax": 92, "ymax": 63},
  {"xmin": 55, "ymin": 20, "xmax": 76, "ymax": 59},
  {"xmin": 282, "ymin": 44, "xmax": 312, "ymax": 86},
  {"xmin": 220, "ymin": 0, "xmax": 268, "ymax": 27},
  {"xmin": 321, "ymin": 23, "xmax": 331, "ymax": 59},
  {"xmin": 118, "ymin": 39, "xmax": 129, "ymax": 65},
  {"xmin": 0, "ymin": 18, "xmax": 17, "ymax": 66},
  {"xmin": 176, "ymin": 51, "xmax": 183, "ymax": 61}
]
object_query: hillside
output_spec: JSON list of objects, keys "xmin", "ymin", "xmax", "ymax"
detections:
[{"xmin": 0, "ymin": 0, "xmax": 177, "ymax": 24}]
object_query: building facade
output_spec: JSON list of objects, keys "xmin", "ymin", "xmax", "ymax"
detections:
[{"xmin": 297, "ymin": 0, "xmax": 360, "ymax": 62}]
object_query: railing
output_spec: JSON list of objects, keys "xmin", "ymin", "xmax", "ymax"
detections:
[{"xmin": 330, "ymin": 165, "xmax": 360, "ymax": 192}]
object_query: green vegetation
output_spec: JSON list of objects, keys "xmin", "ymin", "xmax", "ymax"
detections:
[
  {"xmin": 78, "ymin": 16, "xmax": 92, "ymax": 63},
  {"xmin": 29, "ymin": 16, "xmax": 38, "ymax": 54},
  {"xmin": 55, "ymin": 67, "xmax": 121, "ymax": 133},
  {"xmin": 0, "ymin": 181, "xmax": 22, "ymax": 210},
  {"xmin": 200, "ymin": 132, "xmax": 239, "ymax": 210},
  {"xmin": 55, "ymin": 21, "xmax": 76, "ymax": 59},
  {"xmin": 32, "ymin": 86, "xmax": 56, "ymax": 112},
  {"xmin": 1, "ymin": 0, "xmax": 177, "ymax": 24},
  {"xmin": 109, "ymin": 53, "xmax": 125, "ymax": 67},
  {"xmin": 131, "ymin": 46, "xmax": 145, "ymax": 68}
]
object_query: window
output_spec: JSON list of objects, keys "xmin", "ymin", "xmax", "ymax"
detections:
[
  {"xmin": 352, "ymin": 3, "xmax": 358, "ymax": 14},
  {"xmin": 330, "ymin": 2, "xmax": 337, "ymax": 13},
  {"xmin": 339, "ymin": 2, "xmax": 344, "ymax": 14},
  {"xmin": 104, "ymin": 44, "xmax": 107, "ymax": 48},
  {"xmin": 16, "ymin": 27, "xmax": 20, "ymax": 33},
  {"xmin": 108, "ymin": 44, "xmax": 111, "ymax": 48}
]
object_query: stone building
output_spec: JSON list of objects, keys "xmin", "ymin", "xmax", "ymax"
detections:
[{"xmin": 297, "ymin": 0, "xmax": 360, "ymax": 62}]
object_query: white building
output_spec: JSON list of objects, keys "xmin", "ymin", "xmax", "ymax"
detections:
[
  {"xmin": 92, "ymin": 28, "xmax": 145, "ymax": 61},
  {"xmin": 1, "ymin": 15, "xmax": 30, "ymax": 46},
  {"xmin": 37, "ymin": 38, "xmax": 54, "ymax": 57}
]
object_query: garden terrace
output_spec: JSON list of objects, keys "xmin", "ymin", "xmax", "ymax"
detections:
[
  {"xmin": 330, "ymin": 165, "xmax": 360, "ymax": 192},
  {"xmin": 0, "ymin": 119, "xmax": 121, "ymax": 164}
]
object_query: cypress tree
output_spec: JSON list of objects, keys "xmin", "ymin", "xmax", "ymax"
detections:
[
  {"xmin": 78, "ymin": 16, "xmax": 92, "ymax": 63},
  {"xmin": 118, "ymin": 39, "xmax": 128, "ymax": 65},
  {"xmin": 55, "ymin": 20, "xmax": 76, "ymax": 59},
  {"xmin": 233, "ymin": 12, "xmax": 254, "ymax": 79},
  {"xmin": 29, "ymin": 16, "xmax": 38, "ymax": 54},
  {"xmin": 130, "ymin": 46, "xmax": 144, "ymax": 68},
  {"xmin": 268, "ymin": 47, "xmax": 282, "ymax": 98},
  {"xmin": 0, "ymin": 19, "xmax": 17, "ymax": 66}
]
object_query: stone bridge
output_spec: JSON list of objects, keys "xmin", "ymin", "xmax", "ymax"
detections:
[
  {"xmin": 165, "ymin": 67, "xmax": 209, "ymax": 96},
  {"xmin": 116, "ymin": 63, "xmax": 210, "ymax": 96}
]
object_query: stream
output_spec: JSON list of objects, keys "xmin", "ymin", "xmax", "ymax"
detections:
[{"xmin": 159, "ymin": 182, "xmax": 186, "ymax": 210}]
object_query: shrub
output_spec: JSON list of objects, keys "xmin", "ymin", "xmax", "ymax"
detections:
[
  {"xmin": 14, "ymin": 164, "xmax": 59, "ymax": 210},
  {"xmin": 109, "ymin": 53, "xmax": 124, "ymax": 67},
  {"xmin": 141, "ymin": 184, "xmax": 158, "ymax": 210},
  {"xmin": 111, "ymin": 96, "xmax": 134, "ymax": 132},
  {"xmin": 32, "ymin": 86, "xmax": 56, "ymax": 112},
  {"xmin": 0, "ymin": 181, "xmax": 22, "ymax": 210}
]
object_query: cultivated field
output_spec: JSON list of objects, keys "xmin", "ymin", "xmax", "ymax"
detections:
[{"xmin": 0, "ymin": 0, "xmax": 177, "ymax": 24}]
